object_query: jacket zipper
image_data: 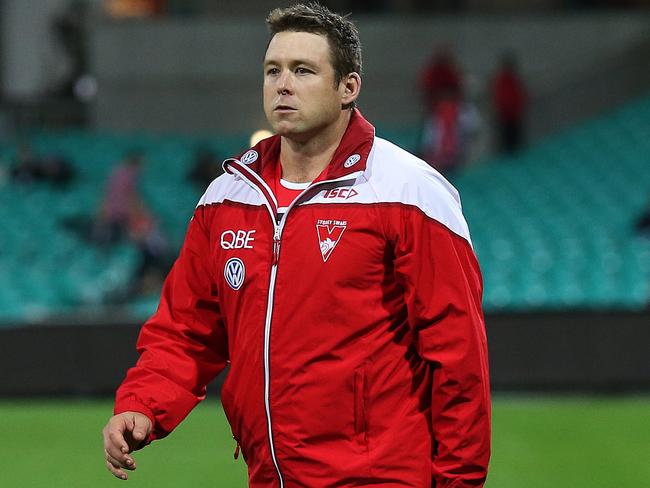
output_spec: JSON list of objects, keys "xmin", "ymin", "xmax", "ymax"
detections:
[
  {"xmin": 264, "ymin": 228, "xmax": 283, "ymax": 487},
  {"xmin": 273, "ymin": 228, "xmax": 281, "ymax": 265},
  {"xmin": 227, "ymin": 160, "xmax": 362, "ymax": 488}
]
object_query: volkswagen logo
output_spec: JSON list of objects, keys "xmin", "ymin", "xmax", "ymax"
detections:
[
  {"xmin": 241, "ymin": 150, "xmax": 258, "ymax": 165},
  {"xmin": 224, "ymin": 257, "xmax": 246, "ymax": 290},
  {"xmin": 343, "ymin": 154, "xmax": 361, "ymax": 168}
]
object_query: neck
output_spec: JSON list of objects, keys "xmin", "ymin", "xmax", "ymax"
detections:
[{"xmin": 279, "ymin": 110, "xmax": 352, "ymax": 183}]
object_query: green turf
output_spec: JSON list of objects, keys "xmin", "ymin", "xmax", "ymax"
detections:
[
  {"xmin": 0, "ymin": 397, "xmax": 248, "ymax": 488},
  {"xmin": 0, "ymin": 396, "xmax": 648, "ymax": 487},
  {"xmin": 488, "ymin": 396, "xmax": 650, "ymax": 488}
]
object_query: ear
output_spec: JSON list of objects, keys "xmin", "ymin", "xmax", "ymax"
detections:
[{"xmin": 340, "ymin": 72, "xmax": 361, "ymax": 107}]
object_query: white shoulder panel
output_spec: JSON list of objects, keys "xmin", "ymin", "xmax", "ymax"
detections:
[
  {"xmin": 196, "ymin": 172, "xmax": 265, "ymax": 208},
  {"xmin": 366, "ymin": 137, "xmax": 472, "ymax": 245}
]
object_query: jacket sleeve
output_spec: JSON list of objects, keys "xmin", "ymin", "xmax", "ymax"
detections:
[
  {"xmin": 393, "ymin": 204, "xmax": 491, "ymax": 488},
  {"xmin": 114, "ymin": 204, "xmax": 228, "ymax": 444}
]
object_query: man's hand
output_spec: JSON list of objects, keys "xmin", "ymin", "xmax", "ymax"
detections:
[{"xmin": 102, "ymin": 411, "xmax": 153, "ymax": 480}]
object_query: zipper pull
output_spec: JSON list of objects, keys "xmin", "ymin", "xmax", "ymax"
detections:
[
  {"xmin": 233, "ymin": 436, "xmax": 240, "ymax": 460},
  {"xmin": 273, "ymin": 228, "xmax": 281, "ymax": 265}
]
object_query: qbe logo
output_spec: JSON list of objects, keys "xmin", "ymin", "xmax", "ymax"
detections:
[
  {"xmin": 224, "ymin": 257, "xmax": 246, "ymax": 290},
  {"xmin": 221, "ymin": 229, "xmax": 255, "ymax": 249}
]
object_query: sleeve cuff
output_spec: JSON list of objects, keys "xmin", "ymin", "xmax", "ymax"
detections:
[{"xmin": 113, "ymin": 398, "xmax": 158, "ymax": 445}]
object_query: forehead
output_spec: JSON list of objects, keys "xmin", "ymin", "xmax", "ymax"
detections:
[{"xmin": 264, "ymin": 31, "xmax": 332, "ymax": 65}]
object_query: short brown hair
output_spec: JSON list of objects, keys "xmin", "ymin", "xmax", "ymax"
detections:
[{"xmin": 266, "ymin": 2, "xmax": 363, "ymax": 85}]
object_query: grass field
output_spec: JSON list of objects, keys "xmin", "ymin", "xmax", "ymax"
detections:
[{"xmin": 1, "ymin": 396, "xmax": 648, "ymax": 487}]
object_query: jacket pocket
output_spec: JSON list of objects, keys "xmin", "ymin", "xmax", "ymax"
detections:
[
  {"xmin": 353, "ymin": 366, "xmax": 367, "ymax": 441},
  {"xmin": 221, "ymin": 384, "xmax": 248, "ymax": 462}
]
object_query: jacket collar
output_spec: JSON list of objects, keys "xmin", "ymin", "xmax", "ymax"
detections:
[{"xmin": 223, "ymin": 108, "xmax": 375, "ymax": 183}]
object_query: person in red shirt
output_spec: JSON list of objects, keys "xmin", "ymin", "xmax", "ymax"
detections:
[
  {"xmin": 419, "ymin": 46, "xmax": 462, "ymax": 113},
  {"xmin": 418, "ymin": 47, "xmax": 471, "ymax": 175},
  {"xmin": 492, "ymin": 52, "xmax": 528, "ymax": 154},
  {"xmin": 102, "ymin": 4, "xmax": 490, "ymax": 487}
]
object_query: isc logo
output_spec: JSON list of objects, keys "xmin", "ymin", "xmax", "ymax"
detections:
[
  {"xmin": 221, "ymin": 230, "xmax": 256, "ymax": 249},
  {"xmin": 323, "ymin": 188, "xmax": 358, "ymax": 200}
]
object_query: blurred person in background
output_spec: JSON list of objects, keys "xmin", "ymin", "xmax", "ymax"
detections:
[
  {"xmin": 635, "ymin": 198, "xmax": 650, "ymax": 310},
  {"xmin": 419, "ymin": 45, "xmax": 463, "ymax": 108},
  {"xmin": 92, "ymin": 150, "xmax": 145, "ymax": 245},
  {"xmin": 491, "ymin": 52, "xmax": 528, "ymax": 154},
  {"xmin": 10, "ymin": 142, "xmax": 41, "ymax": 184},
  {"xmin": 418, "ymin": 46, "xmax": 478, "ymax": 176},
  {"xmin": 50, "ymin": 0, "xmax": 90, "ymax": 99},
  {"xmin": 10, "ymin": 141, "xmax": 75, "ymax": 187},
  {"xmin": 420, "ymin": 89, "xmax": 481, "ymax": 178},
  {"xmin": 187, "ymin": 145, "xmax": 224, "ymax": 192},
  {"xmin": 103, "ymin": 4, "xmax": 490, "ymax": 487},
  {"xmin": 102, "ymin": 201, "xmax": 171, "ymax": 303},
  {"xmin": 123, "ymin": 201, "xmax": 171, "ymax": 298},
  {"xmin": 636, "ymin": 197, "xmax": 650, "ymax": 238}
]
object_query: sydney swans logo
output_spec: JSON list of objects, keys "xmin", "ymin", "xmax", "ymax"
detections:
[{"xmin": 316, "ymin": 220, "xmax": 348, "ymax": 262}]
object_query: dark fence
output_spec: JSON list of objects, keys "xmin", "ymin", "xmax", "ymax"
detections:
[{"xmin": 1, "ymin": 311, "xmax": 648, "ymax": 396}]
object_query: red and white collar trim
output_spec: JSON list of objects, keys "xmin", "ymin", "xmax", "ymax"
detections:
[{"xmin": 223, "ymin": 108, "xmax": 375, "ymax": 184}]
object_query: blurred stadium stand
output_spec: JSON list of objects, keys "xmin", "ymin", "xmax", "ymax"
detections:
[
  {"xmin": 1, "ymin": 96, "xmax": 648, "ymax": 324},
  {"xmin": 459, "ymin": 97, "xmax": 650, "ymax": 311},
  {"xmin": 0, "ymin": 130, "xmax": 249, "ymax": 323}
]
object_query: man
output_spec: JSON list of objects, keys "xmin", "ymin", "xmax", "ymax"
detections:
[
  {"xmin": 103, "ymin": 4, "xmax": 490, "ymax": 487},
  {"xmin": 492, "ymin": 52, "xmax": 527, "ymax": 154},
  {"xmin": 93, "ymin": 150, "xmax": 145, "ymax": 245}
]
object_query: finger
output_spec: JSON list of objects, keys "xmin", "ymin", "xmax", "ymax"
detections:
[
  {"xmin": 105, "ymin": 433, "xmax": 131, "ymax": 462},
  {"xmin": 105, "ymin": 443, "xmax": 129, "ymax": 464},
  {"xmin": 104, "ymin": 435, "xmax": 128, "ymax": 459},
  {"xmin": 105, "ymin": 449, "xmax": 136, "ymax": 471},
  {"xmin": 106, "ymin": 454, "xmax": 136, "ymax": 471},
  {"xmin": 132, "ymin": 414, "xmax": 151, "ymax": 442},
  {"xmin": 124, "ymin": 415, "xmax": 135, "ymax": 433},
  {"xmin": 108, "ymin": 428, "xmax": 129, "ymax": 454},
  {"xmin": 106, "ymin": 459, "xmax": 128, "ymax": 480}
]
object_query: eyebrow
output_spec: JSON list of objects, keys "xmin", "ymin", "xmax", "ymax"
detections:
[{"xmin": 263, "ymin": 59, "xmax": 318, "ymax": 68}]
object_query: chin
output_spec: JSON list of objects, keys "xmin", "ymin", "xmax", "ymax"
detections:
[{"xmin": 273, "ymin": 122, "xmax": 301, "ymax": 137}]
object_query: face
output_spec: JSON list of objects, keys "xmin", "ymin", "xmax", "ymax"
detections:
[{"xmin": 263, "ymin": 31, "xmax": 351, "ymax": 142}]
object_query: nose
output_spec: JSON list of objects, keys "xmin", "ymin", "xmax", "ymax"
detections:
[{"xmin": 277, "ymin": 70, "xmax": 294, "ymax": 95}]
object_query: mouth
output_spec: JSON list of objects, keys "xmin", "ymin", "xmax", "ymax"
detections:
[{"xmin": 274, "ymin": 105, "xmax": 297, "ymax": 112}]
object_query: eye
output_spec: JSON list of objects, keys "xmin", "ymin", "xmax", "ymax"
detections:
[
  {"xmin": 295, "ymin": 67, "xmax": 313, "ymax": 75},
  {"xmin": 266, "ymin": 67, "xmax": 280, "ymax": 76}
]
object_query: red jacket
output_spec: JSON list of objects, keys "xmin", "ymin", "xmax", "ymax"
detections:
[{"xmin": 115, "ymin": 110, "xmax": 490, "ymax": 487}]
